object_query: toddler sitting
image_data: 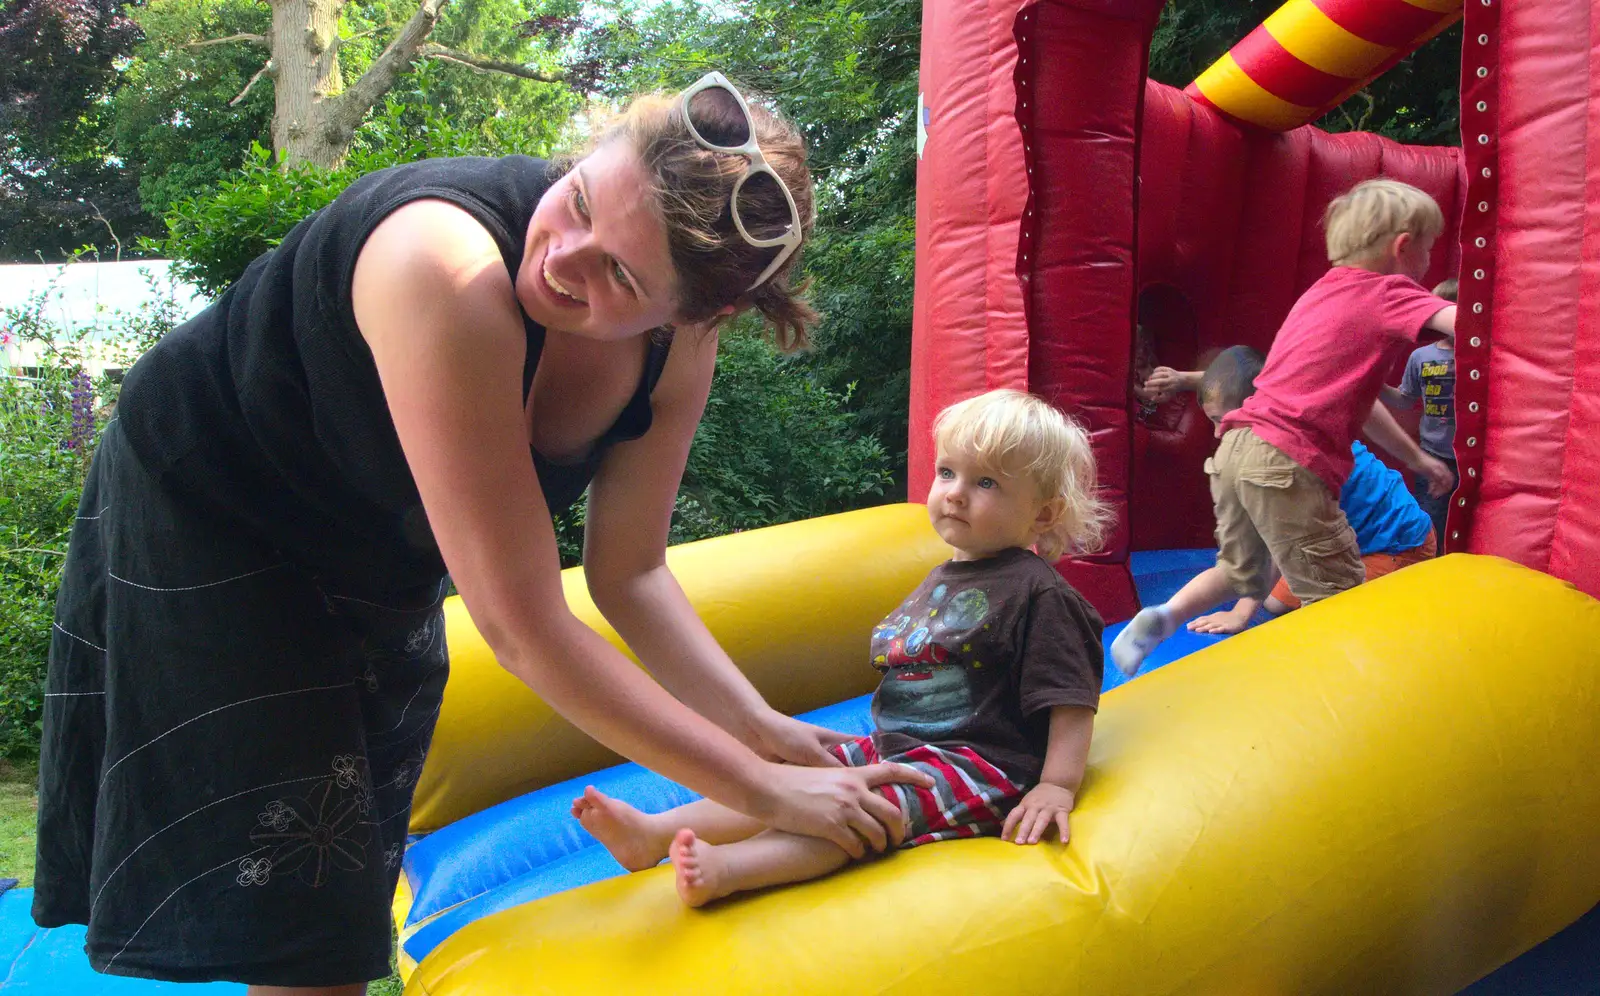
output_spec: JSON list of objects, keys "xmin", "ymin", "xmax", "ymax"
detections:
[{"xmin": 573, "ymin": 389, "xmax": 1109, "ymax": 905}]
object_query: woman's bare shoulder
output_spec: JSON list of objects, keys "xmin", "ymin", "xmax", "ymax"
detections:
[{"xmin": 352, "ymin": 199, "xmax": 520, "ymax": 344}]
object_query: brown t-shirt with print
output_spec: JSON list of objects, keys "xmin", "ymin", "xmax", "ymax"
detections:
[{"xmin": 868, "ymin": 547, "xmax": 1105, "ymax": 784}]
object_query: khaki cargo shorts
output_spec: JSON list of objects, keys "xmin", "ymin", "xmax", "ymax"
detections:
[{"xmin": 1207, "ymin": 427, "xmax": 1363, "ymax": 605}]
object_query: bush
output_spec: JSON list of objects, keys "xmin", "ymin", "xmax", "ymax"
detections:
[
  {"xmin": 0, "ymin": 262, "xmax": 187, "ymax": 756},
  {"xmin": 551, "ymin": 325, "xmax": 897, "ymax": 565},
  {"xmin": 147, "ymin": 68, "xmax": 529, "ymax": 295},
  {"xmin": 680, "ymin": 326, "xmax": 895, "ymax": 536}
]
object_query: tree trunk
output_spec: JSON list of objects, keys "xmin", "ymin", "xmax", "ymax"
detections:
[
  {"xmin": 266, "ymin": 0, "xmax": 449, "ymax": 168},
  {"xmin": 269, "ymin": 0, "xmax": 349, "ymax": 168}
]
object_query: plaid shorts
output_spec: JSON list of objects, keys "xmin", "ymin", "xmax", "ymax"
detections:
[{"xmin": 827, "ymin": 736, "xmax": 1026, "ymax": 847}]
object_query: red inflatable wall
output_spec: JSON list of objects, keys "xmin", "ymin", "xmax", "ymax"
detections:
[
  {"xmin": 913, "ymin": 0, "xmax": 1599, "ymax": 617},
  {"xmin": 1128, "ymin": 88, "xmax": 1463, "ymax": 551},
  {"xmin": 1453, "ymin": 0, "xmax": 1600, "ymax": 599}
]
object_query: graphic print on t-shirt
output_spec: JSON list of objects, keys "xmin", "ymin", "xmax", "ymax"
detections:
[
  {"xmin": 1419, "ymin": 356, "xmax": 1453, "ymax": 419},
  {"xmin": 872, "ymin": 582, "xmax": 996, "ymax": 739}
]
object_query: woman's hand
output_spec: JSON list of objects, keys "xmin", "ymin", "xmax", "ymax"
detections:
[
  {"xmin": 747, "ymin": 709, "xmax": 854, "ymax": 767},
  {"xmin": 759, "ymin": 762, "xmax": 933, "ymax": 858},
  {"xmin": 1001, "ymin": 783, "xmax": 1076, "ymax": 845}
]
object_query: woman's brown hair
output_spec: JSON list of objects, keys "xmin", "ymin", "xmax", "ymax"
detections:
[{"xmin": 579, "ymin": 84, "xmax": 819, "ymax": 352}]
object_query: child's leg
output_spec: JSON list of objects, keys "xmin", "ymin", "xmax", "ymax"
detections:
[
  {"xmin": 573, "ymin": 787, "xmax": 768, "ymax": 872},
  {"xmin": 1112, "ymin": 432, "xmax": 1276, "ymax": 676},
  {"xmin": 670, "ymin": 827, "xmax": 854, "ymax": 907},
  {"xmin": 1240, "ymin": 462, "xmax": 1362, "ymax": 607}
]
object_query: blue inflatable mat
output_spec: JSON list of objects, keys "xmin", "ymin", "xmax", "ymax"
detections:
[{"xmin": 0, "ymin": 888, "xmax": 243, "ymax": 993}]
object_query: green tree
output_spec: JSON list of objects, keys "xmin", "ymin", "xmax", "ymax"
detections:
[
  {"xmin": 0, "ymin": 0, "xmax": 153, "ymax": 260},
  {"xmin": 120, "ymin": 0, "xmax": 582, "ymax": 168},
  {"xmin": 582, "ymin": 0, "xmax": 923, "ymax": 478},
  {"xmin": 148, "ymin": 60, "xmax": 573, "ymax": 293}
]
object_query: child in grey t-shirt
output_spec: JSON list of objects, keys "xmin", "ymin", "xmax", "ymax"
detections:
[{"xmin": 1388, "ymin": 278, "xmax": 1458, "ymax": 545}]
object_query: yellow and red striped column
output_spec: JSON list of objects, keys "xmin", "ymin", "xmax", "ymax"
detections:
[{"xmin": 1186, "ymin": 0, "xmax": 1463, "ymax": 132}]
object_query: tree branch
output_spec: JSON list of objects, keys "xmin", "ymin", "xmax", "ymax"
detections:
[
  {"xmin": 419, "ymin": 44, "xmax": 563, "ymax": 82},
  {"xmin": 231, "ymin": 60, "xmax": 274, "ymax": 106},
  {"xmin": 320, "ymin": 0, "xmax": 447, "ymax": 138},
  {"xmin": 332, "ymin": 26, "xmax": 382, "ymax": 52},
  {"xmin": 185, "ymin": 32, "xmax": 268, "ymax": 49},
  {"xmin": 87, "ymin": 201, "xmax": 121, "ymax": 262}
]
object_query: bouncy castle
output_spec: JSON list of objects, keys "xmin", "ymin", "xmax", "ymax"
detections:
[{"xmin": 376, "ymin": 0, "xmax": 1600, "ymax": 991}]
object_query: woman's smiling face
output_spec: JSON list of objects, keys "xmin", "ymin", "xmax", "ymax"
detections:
[{"xmin": 517, "ymin": 141, "xmax": 682, "ymax": 340}]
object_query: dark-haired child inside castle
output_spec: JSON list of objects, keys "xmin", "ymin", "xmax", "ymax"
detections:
[
  {"xmin": 1111, "ymin": 179, "xmax": 1458, "ymax": 676},
  {"xmin": 573, "ymin": 389, "xmax": 1109, "ymax": 906}
]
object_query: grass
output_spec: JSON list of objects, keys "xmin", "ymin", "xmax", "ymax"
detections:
[
  {"xmin": 0, "ymin": 756, "xmax": 407, "ymax": 993},
  {"xmin": 0, "ymin": 758, "xmax": 37, "ymax": 887}
]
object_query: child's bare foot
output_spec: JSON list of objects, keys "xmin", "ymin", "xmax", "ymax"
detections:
[
  {"xmin": 670, "ymin": 829, "xmax": 729, "ymax": 907},
  {"xmin": 571, "ymin": 786, "xmax": 669, "ymax": 871}
]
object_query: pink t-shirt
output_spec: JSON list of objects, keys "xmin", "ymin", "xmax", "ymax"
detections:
[{"xmin": 1221, "ymin": 267, "xmax": 1451, "ymax": 496}]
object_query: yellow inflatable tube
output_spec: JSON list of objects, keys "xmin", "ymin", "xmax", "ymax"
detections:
[
  {"xmin": 410, "ymin": 503, "xmax": 950, "ymax": 832},
  {"xmin": 408, "ymin": 555, "xmax": 1600, "ymax": 994}
]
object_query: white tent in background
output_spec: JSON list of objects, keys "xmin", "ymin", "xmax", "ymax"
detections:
[{"xmin": 0, "ymin": 260, "xmax": 209, "ymax": 377}]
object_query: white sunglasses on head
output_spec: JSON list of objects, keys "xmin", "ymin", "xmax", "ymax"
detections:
[{"xmin": 678, "ymin": 71, "xmax": 806, "ymax": 292}]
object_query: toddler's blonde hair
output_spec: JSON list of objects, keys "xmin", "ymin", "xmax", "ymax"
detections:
[
  {"xmin": 1324, "ymin": 179, "xmax": 1444, "ymax": 267},
  {"xmin": 932, "ymin": 389, "xmax": 1110, "ymax": 562}
]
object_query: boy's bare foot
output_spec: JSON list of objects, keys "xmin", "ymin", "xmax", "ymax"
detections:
[
  {"xmin": 571, "ymin": 786, "xmax": 669, "ymax": 871},
  {"xmin": 670, "ymin": 829, "xmax": 729, "ymax": 907}
]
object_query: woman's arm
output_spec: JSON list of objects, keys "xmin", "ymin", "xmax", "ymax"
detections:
[
  {"xmin": 581, "ymin": 328, "xmax": 847, "ymax": 766},
  {"xmin": 351, "ymin": 202, "xmax": 920, "ymax": 854}
]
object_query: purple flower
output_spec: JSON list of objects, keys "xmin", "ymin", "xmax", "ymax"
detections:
[{"xmin": 63, "ymin": 369, "xmax": 93, "ymax": 452}]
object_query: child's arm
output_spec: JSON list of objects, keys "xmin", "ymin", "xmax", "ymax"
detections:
[
  {"xmin": 1364, "ymin": 401, "xmax": 1454, "ymax": 497},
  {"xmin": 1188, "ymin": 597, "xmax": 1259, "ymax": 634},
  {"xmin": 1424, "ymin": 304, "xmax": 1457, "ymax": 337},
  {"xmin": 1379, "ymin": 384, "xmax": 1415, "ymax": 411},
  {"xmin": 1144, "ymin": 367, "xmax": 1204, "ymax": 400},
  {"xmin": 1001, "ymin": 706, "xmax": 1094, "ymax": 845}
]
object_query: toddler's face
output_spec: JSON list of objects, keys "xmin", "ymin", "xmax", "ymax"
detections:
[{"xmin": 926, "ymin": 446, "xmax": 1050, "ymax": 560}]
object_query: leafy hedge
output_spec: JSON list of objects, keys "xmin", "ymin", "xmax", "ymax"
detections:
[{"xmin": 0, "ymin": 268, "xmax": 185, "ymax": 755}]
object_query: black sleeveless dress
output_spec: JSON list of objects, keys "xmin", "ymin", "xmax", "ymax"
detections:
[{"xmin": 32, "ymin": 156, "xmax": 671, "ymax": 986}]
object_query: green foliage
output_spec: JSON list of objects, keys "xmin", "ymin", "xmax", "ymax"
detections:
[
  {"xmin": 551, "ymin": 326, "xmax": 895, "ymax": 565},
  {"xmin": 582, "ymin": 0, "xmax": 924, "ymax": 481},
  {"xmin": 147, "ymin": 64, "xmax": 573, "ymax": 294},
  {"xmin": 679, "ymin": 325, "xmax": 894, "ymax": 535},
  {"xmin": 0, "ymin": 0, "xmax": 152, "ymax": 261},
  {"xmin": 114, "ymin": 0, "xmax": 582, "ymax": 224},
  {"xmin": 112, "ymin": 0, "xmax": 277, "ymax": 221},
  {"xmin": 0, "ymin": 263, "xmax": 188, "ymax": 756}
]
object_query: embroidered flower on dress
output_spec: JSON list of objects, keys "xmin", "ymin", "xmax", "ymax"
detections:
[
  {"xmin": 354, "ymin": 778, "xmax": 375, "ymax": 815},
  {"xmin": 403, "ymin": 622, "xmax": 431, "ymax": 656},
  {"xmin": 332, "ymin": 754, "xmax": 361, "ymax": 788},
  {"xmin": 249, "ymin": 779, "xmax": 371, "ymax": 887},
  {"xmin": 389, "ymin": 750, "xmax": 426, "ymax": 790},
  {"xmin": 385, "ymin": 843, "xmax": 403, "ymax": 870},
  {"xmin": 236, "ymin": 857, "xmax": 272, "ymax": 886},
  {"xmin": 258, "ymin": 800, "xmax": 294, "ymax": 831}
]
